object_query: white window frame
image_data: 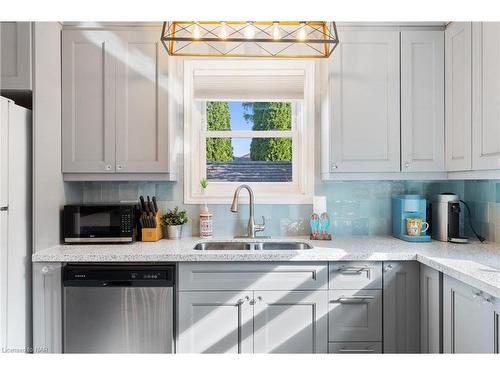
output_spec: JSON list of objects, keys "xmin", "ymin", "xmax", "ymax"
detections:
[{"xmin": 184, "ymin": 59, "xmax": 315, "ymax": 205}]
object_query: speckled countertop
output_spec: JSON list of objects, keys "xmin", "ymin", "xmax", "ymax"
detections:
[{"xmin": 32, "ymin": 236, "xmax": 500, "ymax": 299}]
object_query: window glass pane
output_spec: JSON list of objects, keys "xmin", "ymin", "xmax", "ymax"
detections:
[
  {"xmin": 206, "ymin": 101, "xmax": 292, "ymax": 132},
  {"xmin": 206, "ymin": 137, "xmax": 292, "ymax": 182}
]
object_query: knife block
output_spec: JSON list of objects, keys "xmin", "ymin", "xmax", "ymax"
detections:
[{"xmin": 141, "ymin": 211, "xmax": 163, "ymax": 242}]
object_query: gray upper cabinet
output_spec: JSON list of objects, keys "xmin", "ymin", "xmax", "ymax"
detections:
[
  {"xmin": 253, "ymin": 290, "xmax": 328, "ymax": 353},
  {"xmin": 1, "ymin": 22, "xmax": 32, "ymax": 90},
  {"xmin": 62, "ymin": 30, "xmax": 116, "ymax": 173},
  {"xmin": 62, "ymin": 27, "xmax": 174, "ymax": 179},
  {"xmin": 115, "ymin": 30, "xmax": 169, "ymax": 173},
  {"xmin": 472, "ymin": 22, "xmax": 500, "ymax": 170},
  {"xmin": 383, "ymin": 261, "xmax": 420, "ymax": 353},
  {"xmin": 328, "ymin": 29, "xmax": 401, "ymax": 173},
  {"xmin": 445, "ymin": 22, "xmax": 472, "ymax": 171},
  {"xmin": 401, "ymin": 30, "xmax": 444, "ymax": 172},
  {"xmin": 443, "ymin": 275, "xmax": 498, "ymax": 353},
  {"xmin": 420, "ymin": 264, "xmax": 441, "ymax": 353}
]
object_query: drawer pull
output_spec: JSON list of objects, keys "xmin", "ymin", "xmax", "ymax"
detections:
[
  {"xmin": 338, "ymin": 349, "xmax": 375, "ymax": 353},
  {"xmin": 335, "ymin": 296, "xmax": 375, "ymax": 304},
  {"xmin": 338, "ymin": 266, "xmax": 371, "ymax": 274}
]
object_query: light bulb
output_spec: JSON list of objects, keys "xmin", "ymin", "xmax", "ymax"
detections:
[
  {"xmin": 272, "ymin": 22, "xmax": 281, "ymax": 40},
  {"xmin": 220, "ymin": 22, "xmax": 228, "ymax": 39},
  {"xmin": 192, "ymin": 22, "xmax": 201, "ymax": 39},
  {"xmin": 245, "ymin": 22, "xmax": 255, "ymax": 39},
  {"xmin": 298, "ymin": 22, "xmax": 307, "ymax": 41}
]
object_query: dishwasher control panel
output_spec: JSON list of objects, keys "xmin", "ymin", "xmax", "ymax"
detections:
[{"xmin": 63, "ymin": 264, "xmax": 175, "ymax": 287}]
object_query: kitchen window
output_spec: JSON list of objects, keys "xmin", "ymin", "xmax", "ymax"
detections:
[{"xmin": 184, "ymin": 60, "xmax": 314, "ymax": 204}]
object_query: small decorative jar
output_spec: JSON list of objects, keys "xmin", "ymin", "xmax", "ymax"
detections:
[{"xmin": 199, "ymin": 212, "xmax": 213, "ymax": 238}]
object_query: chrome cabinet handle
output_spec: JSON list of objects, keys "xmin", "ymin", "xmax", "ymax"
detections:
[
  {"xmin": 257, "ymin": 296, "xmax": 263, "ymax": 302},
  {"xmin": 335, "ymin": 296, "xmax": 375, "ymax": 304},
  {"xmin": 238, "ymin": 296, "xmax": 251, "ymax": 305},
  {"xmin": 338, "ymin": 349, "xmax": 375, "ymax": 353},
  {"xmin": 331, "ymin": 163, "xmax": 338, "ymax": 170},
  {"xmin": 404, "ymin": 162, "xmax": 410, "ymax": 168},
  {"xmin": 41, "ymin": 266, "xmax": 49, "ymax": 274},
  {"xmin": 472, "ymin": 291, "xmax": 483, "ymax": 299},
  {"xmin": 105, "ymin": 164, "xmax": 112, "ymax": 171},
  {"xmin": 384, "ymin": 264, "xmax": 393, "ymax": 272},
  {"xmin": 0, "ymin": 206, "xmax": 8, "ymax": 212},
  {"xmin": 116, "ymin": 164, "xmax": 123, "ymax": 170},
  {"xmin": 338, "ymin": 266, "xmax": 371, "ymax": 274}
]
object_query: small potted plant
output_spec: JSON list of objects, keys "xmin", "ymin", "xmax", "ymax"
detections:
[
  {"xmin": 200, "ymin": 178, "xmax": 209, "ymax": 214},
  {"xmin": 161, "ymin": 207, "xmax": 188, "ymax": 240}
]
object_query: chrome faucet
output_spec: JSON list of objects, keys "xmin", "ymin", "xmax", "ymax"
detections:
[{"xmin": 230, "ymin": 184, "xmax": 268, "ymax": 238}]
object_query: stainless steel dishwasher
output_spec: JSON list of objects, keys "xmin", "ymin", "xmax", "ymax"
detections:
[{"xmin": 63, "ymin": 264, "xmax": 175, "ymax": 353}]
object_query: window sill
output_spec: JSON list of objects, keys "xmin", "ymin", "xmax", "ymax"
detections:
[{"xmin": 185, "ymin": 194, "xmax": 313, "ymax": 205}]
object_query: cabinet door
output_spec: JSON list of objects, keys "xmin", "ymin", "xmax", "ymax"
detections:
[
  {"xmin": 401, "ymin": 30, "xmax": 444, "ymax": 172},
  {"xmin": 329, "ymin": 29, "xmax": 400, "ymax": 172},
  {"xmin": 0, "ymin": 22, "xmax": 32, "ymax": 90},
  {"xmin": 445, "ymin": 22, "xmax": 472, "ymax": 171},
  {"xmin": 328, "ymin": 289, "xmax": 382, "ymax": 342},
  {"xmin": 472, "ymin": 22, "xmax": 500, "ymax": 170},
  {"xmin": 383, "ymin": 261, "xmax": 420, "ymax": 353},
  {"xmin": 177, "ymin": 291, "xmax": 253, "ymax": 353},
  {"xmin": 253, "ymin": 290, "xmax": 328, "ymax": 353},
  {"xmin": 32, "ymin": 263, "xmax": 62, "ymax": 353},
  {"xmin": 443, "ymin": 275, "xmax": 495, "ymax": 353},
  {"xmin": 420, "ymin": 264, "xmax": 441, "ymax": 353},
  {"xmin": 62, "ymin": 30, "xmax": 116, "ymax": 173},
  {"xmin": 115, "ymin": 30, "xmax": 169, "ymax": 173}
]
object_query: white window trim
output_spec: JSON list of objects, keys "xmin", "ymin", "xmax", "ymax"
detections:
[{"xmin": 184, "ymin": 59, "xmax": 315, "ymax": 205}]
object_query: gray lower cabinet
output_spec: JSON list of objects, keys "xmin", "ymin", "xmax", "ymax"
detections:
[
  {"xmin": 177, "ymin": 262, "xmax": 329, "ymax": 353},
  {"xmin": 328, "ymin": 289, "xmax": 382, "ymax": 342},
  {"xmin": 420, "ymin": 264, "xmax": 442, "ymax": 353},
  {"xmin": 253, "ymin": 290, "xmax": 327, "ymax": 353},
  {"xmin": 383, "ymin": 261, "xmax": 420, "ymax": 353},
  {"xmin": 177, "ymin": 290, "xmax": 328, "ymax": 353},
  {"xmin": 32, "ymin": 263, "xmax": 62, "ymax": 353},
  {"xmin": 328, "ymin": 261, "xmax": 383, "ymax": 290},
  {"xmin": 443, "ymin": 275, "xmax": 499, "ymax": 353},
  {"xmin": 328, "ymin": 341, "xmax": 382, "ymax": 354},
  {"xmin": 177, "ymin": 291, "xmax": 254, "ymax": 354}
]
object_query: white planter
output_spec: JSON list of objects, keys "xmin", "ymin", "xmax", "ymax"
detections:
[{"xmin": 166, "ymin": 225, "xmax": 183, "ymax": 239}]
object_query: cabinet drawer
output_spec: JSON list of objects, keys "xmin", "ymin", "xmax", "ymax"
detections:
[
  {"xmin": 329, "ymin": 262, "xmax": 382, "ymax": 289},
  {"xmin": 178, "ymin": 262, "xmax": 328, "ymax": 291},
  {"xmin": 328, "ymin": 289, "xmax": 382, "ymax": 342},
  {"xmin": 328, "ymin": 341, "xmax": 382, "ymax": 354}
]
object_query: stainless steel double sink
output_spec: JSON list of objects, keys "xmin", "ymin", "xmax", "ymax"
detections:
[{"xmin": 193, "ymin": 241, "xmax": 313, "ymax": 251}]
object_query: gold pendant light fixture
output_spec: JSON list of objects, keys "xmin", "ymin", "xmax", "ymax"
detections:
[{"xmin": 160, "ymin": 21, "xmax": 339, "ymax": 58}]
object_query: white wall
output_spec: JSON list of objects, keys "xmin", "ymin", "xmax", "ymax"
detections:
[{"xmin": 32, "ymin": 22, "xmax": 81, "ymax": 252}]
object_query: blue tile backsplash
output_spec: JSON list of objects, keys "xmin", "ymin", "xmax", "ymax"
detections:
[
  {"xmin": 76, "ymin": 179, "xmax": 500, "ymax": 241},
  {"xmin": 71, "ymin": 179, "xmax": 491, "ymax": 242}
]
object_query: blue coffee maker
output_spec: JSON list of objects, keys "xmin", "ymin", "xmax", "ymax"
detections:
[{"xmin": 392, "ymin": 194, "xmax": 431, "ymax": 242}]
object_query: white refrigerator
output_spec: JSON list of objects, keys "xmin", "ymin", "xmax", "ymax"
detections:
[{"xmin": 0, "ymin": 96, "xmax": 32, "ymax": 353}]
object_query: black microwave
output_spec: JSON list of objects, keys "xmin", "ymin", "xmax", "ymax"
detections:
[{"xmin": 63, "ymin": 204, "xmax": 136, "ymax": 243}]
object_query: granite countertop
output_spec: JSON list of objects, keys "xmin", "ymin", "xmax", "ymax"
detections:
[{"xmin": 32, "ymin": 236, "xmax": 500, "ymax": 299}]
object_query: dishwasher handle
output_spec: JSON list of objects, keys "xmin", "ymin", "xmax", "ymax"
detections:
[{"xmin": 101, "ymin": 281, "xmax": 133, "ymax": 287}]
